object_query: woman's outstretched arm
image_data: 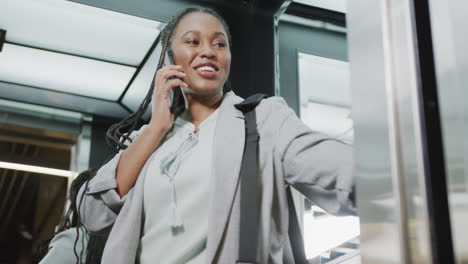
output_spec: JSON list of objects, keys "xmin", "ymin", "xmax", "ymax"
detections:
[{"xmin": 268, "ymin": 97, "xmax": 356, "ymax": 215}]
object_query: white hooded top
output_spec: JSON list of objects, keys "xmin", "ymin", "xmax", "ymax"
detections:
[{"xmin": 137, "ymin": 108, "xmax": 219, "ymax": 264}]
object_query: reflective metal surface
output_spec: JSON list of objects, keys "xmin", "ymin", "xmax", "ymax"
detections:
[
  {"xmin": 348, "ymin": 1, "xmax": 403, "ymax": 263},
  {"xmin": 348, "ymin": 0, "xmax": 434, "ymax": 263},
  {"xmin": 382, "ymin": 0, "xmax": 434, "ymax": 262},
  {"xmin": 428, "ymin": 0, "xmax": 468, "ymax": 263}
]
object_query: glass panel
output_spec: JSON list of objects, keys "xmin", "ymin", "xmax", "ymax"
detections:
[
  {"xmin": 0, "ymin": 0, "xmax": 162, "ymax": 66},
  {"xmin": 0, "ymin": 44, "xmax": 136, "ymax": 101},
  {"xmin": 298, "ymin": 52, "xmax": 359, "ymax": 261}
]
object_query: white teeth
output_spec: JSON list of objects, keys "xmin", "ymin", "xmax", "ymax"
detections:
[{"xmin": 197, "ymin": 65, "xmax": 215, "ymax": 71}]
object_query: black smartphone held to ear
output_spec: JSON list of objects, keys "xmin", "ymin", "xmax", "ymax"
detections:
[{"xmin": 164, "ymin": 51, "xmax": 188, "ymax": 118}]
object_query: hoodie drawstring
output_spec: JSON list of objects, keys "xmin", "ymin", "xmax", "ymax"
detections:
[{"xmin": 160, "ymin": 131, "xmax": 198, "ymax": 229}]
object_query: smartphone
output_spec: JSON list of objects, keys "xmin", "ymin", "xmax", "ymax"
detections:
[{"xmin": 164, "ymin": 51, "xmax": 188, "ymax": 118}]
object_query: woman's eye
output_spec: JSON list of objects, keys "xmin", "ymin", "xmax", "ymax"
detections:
[
  {"xmin": 214, "ymin": 42, "xmax": 226, "ymax": 47},
  {"xmin": 186, "ymin": 40, "xmax": 199, "ymax": 45}
]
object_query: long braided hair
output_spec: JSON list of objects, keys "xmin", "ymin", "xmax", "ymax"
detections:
[
  {"xmin": 75, "ymin": 7, "xmax": 232, "ymax": 264},
  {"xmin": 34, "ymin": 169, "xmax": 95, "ymax": 263},
  {"xmin": 105, "ymin": 6, "xmax": 232, "ymax": 154}
]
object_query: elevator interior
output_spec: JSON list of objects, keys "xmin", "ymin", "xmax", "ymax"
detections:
[{"xmin": 0, "ymin": 0, "xmax": 466, "ymax": 263}]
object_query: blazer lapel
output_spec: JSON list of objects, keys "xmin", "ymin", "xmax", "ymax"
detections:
[{"xmin": 206, "ymin": 91, "xmax": 245, "ymax": 263}]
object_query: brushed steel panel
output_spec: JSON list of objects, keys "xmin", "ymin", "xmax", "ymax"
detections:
[
  {"xmin": 428, "ymin": 1, "xmax": 468, "ymax": 263},
  {"xmin": 382, "ymin": 0, "xmax": 433, "ymax": 262},
  {"xmin": 348, "ymin": 1, "xmax": 403, "ymax": 263},
  {"xmin": 348, "ymin": 0, "xmax": 435, "ymax": 263}
]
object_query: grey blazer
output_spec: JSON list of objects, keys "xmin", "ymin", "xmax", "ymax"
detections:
[{"xmin": 77, "ymin": 91, "xmax": 355, "ymax": 264}]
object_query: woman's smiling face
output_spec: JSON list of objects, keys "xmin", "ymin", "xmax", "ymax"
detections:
[{"xmin": 170, "ymin": 12, "xmax": 231, "ymax": 96}]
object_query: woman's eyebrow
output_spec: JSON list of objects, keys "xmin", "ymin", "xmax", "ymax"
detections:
[
  {"xmin": 181, "ymin": 30, "xmax": 200, "ymax": 38},
  {"xmin": 214, "ymin": 32, "xmax": 227, "ymax": 38},
  {"xmin": 180, "ymin": 30, "xmax": 227, "ymax": 38}
]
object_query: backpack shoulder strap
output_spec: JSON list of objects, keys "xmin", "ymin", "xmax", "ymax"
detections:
[
  {"xmin": 234, "ymin": 93, "xmax": 269, "ymax": 113},
  {"xmin": 234, "ymin": 94, "xmax": 308, "ymax": 264},
  {"xmin": 234, "ymin": 94, "xmax": 267, "ymax": 264}
]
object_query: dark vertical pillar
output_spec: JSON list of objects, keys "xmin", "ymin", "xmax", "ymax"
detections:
[
  {"xmin": 89, "ymin": 115, "xmax": 120, "ymax": 168},
  {"xmin": 411, "ymin": 0, "xmax": 455, "ymax": 263},
  {"xmin": 216, "ymin": 4, "xmax": 276, "ymax": 98}
]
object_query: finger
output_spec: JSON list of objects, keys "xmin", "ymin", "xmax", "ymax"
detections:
[
  {"xmin": 161, "ymin": 70, "xmax": 186, "ymax": 82},
  {"xmin": 156, "ymin": 65, "xmax": 182, "ymax": 76},
  {"xmin": 154, "ymin": 65, "xmax": 182, "ymax": 84},
  {"xmin": 154, "ymin": 78, "xmax": 188, "ymax": 98},
  {"xmin": 162, "ymin": 79, "xmax": 189, "ymax": 95},
  {"xmin": 164, "ymin": 64, "xmax": 183, "ymax": 70},
  {"xmin": 155, "ymin": 67, "xmax": 185, "ymax": 91}
]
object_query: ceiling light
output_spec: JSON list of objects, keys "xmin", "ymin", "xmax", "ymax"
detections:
[
  {"xmin": 0, "ymin": 161, "xmax": 77, "ymax": 178},
  {"xmin": 0, "ymin": 0, "xmax": 162, "ymax": 65},
  {"xmin": 0, "ymin": 43, "xmax": 136, "ymax": 101}
]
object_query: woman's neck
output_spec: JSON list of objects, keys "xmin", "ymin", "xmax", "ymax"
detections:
[{"xmin": 183, "ymin": 90, "xmax": 224, "ymax": 129}]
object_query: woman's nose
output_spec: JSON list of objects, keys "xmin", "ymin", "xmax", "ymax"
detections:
[{"xmin": 199, "ymin": 43, "xmax": 216, "ymax": 59}]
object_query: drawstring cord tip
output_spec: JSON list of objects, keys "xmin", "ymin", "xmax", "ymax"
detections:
[{"xmin": 170, "ymin": 202, "xmax": 184, "ymax": 228}]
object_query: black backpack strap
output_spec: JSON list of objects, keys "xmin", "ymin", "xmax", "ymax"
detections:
[
  {"xmin": 235, "ymin": 93, "xmax": 268, "ymax": 113},
  {"xmin": 234, "ymin": 94, "xmax": 308, "ymax": 264},
  {"xmin": 235, "ymin": 94, "xmax": 268, "ymax": 264}
]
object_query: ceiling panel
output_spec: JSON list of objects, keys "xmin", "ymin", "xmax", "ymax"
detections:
[
  {"xmin": 0, "ymin": 0, "xmax": 163, "ymax": 66},
  {"xmin": 0, "ymin": 44, "xmax": 136, "ymax": 101},
  {"xmin": 0, "ymin": 82, "xmax": 130, "ymax": 118}
]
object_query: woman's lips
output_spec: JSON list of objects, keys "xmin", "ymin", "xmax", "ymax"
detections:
[{"xmin": 195, "ymin": 67, "xmax": 217, "ymax": 78}]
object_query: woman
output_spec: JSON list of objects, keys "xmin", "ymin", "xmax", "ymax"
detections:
[{"xmin": 77, "ymin": 7, "xmax": 355, "ymax": 264}]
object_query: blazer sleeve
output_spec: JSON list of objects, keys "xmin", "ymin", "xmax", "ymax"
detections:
[
  {"xmin": 270, "ymin": 97, "xmax": 356, "ymax": 216},
  {"xmin": 77, "ymin": 126, "xmax": 145, "ymax": 232}
]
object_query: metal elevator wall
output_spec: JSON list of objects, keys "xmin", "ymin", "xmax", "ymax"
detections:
[
  {"xmin": 348, "ymin": 0, "xmax": 467, "ymax": 263},
  {"xmin": 428, "ymin": 0, "xmax": 468, "ymax": 263}
]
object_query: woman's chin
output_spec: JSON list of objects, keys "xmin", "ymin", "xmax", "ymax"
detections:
[{"xmin": 184, "ymin": 85, "xmax": 223, "ymax": 96}]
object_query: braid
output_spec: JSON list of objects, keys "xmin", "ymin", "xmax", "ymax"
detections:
[
  {"xmin": 105, "ymin": 38, "xmax": 170, "ymax": 153},
  {"xmin": 106, "ymin": 6, "xmax": 232, "ymax": 153}
]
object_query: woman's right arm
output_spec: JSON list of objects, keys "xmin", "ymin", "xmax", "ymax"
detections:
[
  {"xmin": 77, "ymin": 65, "xmax": 188, "ymax": 231},
  {"xmin": 115, "ymin": 124, "xmax": 166, "ymax": 197},
  {"xmin": 115, "ymin": 64, "xmax": 188, "ymax": 197}
]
